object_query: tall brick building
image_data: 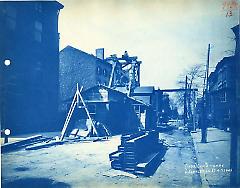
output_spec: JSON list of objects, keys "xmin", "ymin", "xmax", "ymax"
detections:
[{"xmin": 0, "ymin": 1, "xmax": 63, "ymax": 134}]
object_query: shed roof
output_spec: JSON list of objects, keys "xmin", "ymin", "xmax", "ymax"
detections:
[
  {"xmin": 83, "ymin": 85, "xmax": 150, "ymax": 106},
  {"xmin": 63, "ymin": 84, "xmax": 151, "ymax": 107}
]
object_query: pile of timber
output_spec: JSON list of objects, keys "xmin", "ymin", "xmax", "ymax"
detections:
[
  {"xmin": 109, "ymin": 130, "xmax": 166, "ymax": 176},
  {"xmin": 1, "ymin": 135, "xmax": 49, "ymax": 153}
]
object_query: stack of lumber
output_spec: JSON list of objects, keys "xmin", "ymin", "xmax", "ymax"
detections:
[
  {"xmin": 109, "ymin": 132, "xmax": 144, "ymax": 170},
  {"xmin": 109, "ymin": 131, "xmax": 166, "ymax": 176}
]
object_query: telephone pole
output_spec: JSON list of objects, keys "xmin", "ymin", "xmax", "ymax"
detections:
[
  {"xmin": 201, "ymin": 44, "xmax": 210, "ymax": 143},
  {"xmin": 206, "ymin": 44, "xmax": 210, "ymax": 92},
  {"xmin": 184, "ymin": 75, "xmax": 188, "ymax": 126}
]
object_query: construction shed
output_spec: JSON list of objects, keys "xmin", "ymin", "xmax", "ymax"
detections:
[{"xmin": 63, "ymin": 85, "xmax": 155, "ymax": 137}]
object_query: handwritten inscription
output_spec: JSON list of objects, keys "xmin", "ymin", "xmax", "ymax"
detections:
[
  {"xmin": 222, "ymin": 0, "xmax": 239, "ymax": 17},
  {"xmin": 185, "ymin": 163, "xmax": 232, "ymax": 174}
]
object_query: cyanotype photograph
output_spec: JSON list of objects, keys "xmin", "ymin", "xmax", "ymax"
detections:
[{"xmin": 0, "ymin": 0, "xmax": 239, "ymax": 187}]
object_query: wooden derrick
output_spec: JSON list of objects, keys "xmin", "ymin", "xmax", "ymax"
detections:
[{"xmin": 60, "ymin": 84, "xmax": 98, "ymax": 141}]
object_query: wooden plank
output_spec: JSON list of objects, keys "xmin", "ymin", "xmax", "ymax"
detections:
[
  {"xmin": 1, "ymin": 135, "xmax": 44, "ymax": 153},
  {"xmin": 135, "ymin": 151, "xmax": 163, "ymax": 176}
]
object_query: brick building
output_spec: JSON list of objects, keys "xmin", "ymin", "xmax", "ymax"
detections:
[
  {"xmin": 208, "ymin": 56, "xmax": 236, "ymax": 130},
  {"xmin": 208, "ymin": 25, "xmax": 239, "ymax": 132},
  {"xmin": 59, "ymin": 46, "xmax": 131, "ymax": 113},
  {"xmin": 0, "ymin": 1, "xmax": 63, "ymax": 134},
  {"xmin": 231, "ymin": 24, "xmax": 240, "ymax": 186},
  {"xmin": 59, "ymin": 46, "xmax": 113, "ymax": 112}
]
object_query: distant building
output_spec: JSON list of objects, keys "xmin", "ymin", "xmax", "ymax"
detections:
[{"xmin": 0, "ymin": 1, "xmax": 63, "ymax": 134}]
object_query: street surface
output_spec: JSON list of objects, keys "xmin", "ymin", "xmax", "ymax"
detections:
[{"xmin": 2, "ymin": 129, "xmax": 201, "ymax": 188}]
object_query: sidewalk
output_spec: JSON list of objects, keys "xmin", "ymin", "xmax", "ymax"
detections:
[{"xmin": 191, "ymin": 128, "xmax": 231, "ymax": 187}]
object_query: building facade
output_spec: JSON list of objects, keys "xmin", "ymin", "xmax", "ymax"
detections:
[
  {"xmin": 208, "ymin": 56, "xmax": 236, "ymax": 130},
  {"xmin": 59, "ymin": 46, "xmax": 134, "ymax": 114},
  {"xmin": 0, "ymin": 1, "xmax": 63, "ymax": 134},
  {"xmin": 59, "ymin": 46, "xmax": 113, "ymax": 112},
  {"xmin": 208, "ymin": 25, "xmax": 239, "ymax": 132},
  {"xmin": 231, "ymin": 24, "xmax": 240, "ymax": 186}
]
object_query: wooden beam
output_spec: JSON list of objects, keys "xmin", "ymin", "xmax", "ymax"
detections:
[{"xmin": 161, "ymin": 88, "xmax": 198, "ymax": 92}]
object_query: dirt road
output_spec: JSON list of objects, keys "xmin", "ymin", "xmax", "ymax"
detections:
[{"xmin": 1, "ymin": 129, "xmax": 201, "ymax": 188}]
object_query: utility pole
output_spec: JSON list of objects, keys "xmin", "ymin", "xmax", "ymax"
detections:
[
  {"xmin": 184, "ymin": 75, "xmax": 188, "ymax": 126},
  {"xmin": 206, "ymin": 44, "xmax": 210, "ymax": 93},
  {"xmin": 201, "ymin": 44, "xmax": 210, "ymax": 143},
  {"xmin": 192, "ymin": 90, "xmax": 196, "ymax": 132}
]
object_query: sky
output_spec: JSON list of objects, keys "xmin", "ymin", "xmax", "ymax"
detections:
[{"xmin": 58, "ymin": 0, "xmax": 239, "ymax": 89}]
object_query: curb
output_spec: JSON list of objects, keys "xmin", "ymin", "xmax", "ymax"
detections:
[{"xmin": 191, "ymin": 131, "xmax": 209, "ymax": 188}]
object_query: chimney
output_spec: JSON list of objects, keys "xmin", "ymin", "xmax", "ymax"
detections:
[{"xmin": 96, "ymin": 48, "xmax": 104, "ymax": 60}]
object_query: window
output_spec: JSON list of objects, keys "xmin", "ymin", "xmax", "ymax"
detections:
[
  {"xmin": 222, "ymin": 70, "xmax": 227, "ymax": 80},
  {"xmin": 218, "ymin": 69, "xmax": 223, "ymax": 87},
  {"xmin": 97, "ymin": 79, "xmax": 101, "ymax": 85},
  {"xmin": 34, "ymin": 21, "xmax": 42, "ymax": 42},
  {"xmin": 223, "ymin": 109, "xmax": 230, "ymax": 120},
  {"xmin": 222, "ymin": 80, "xmax": 227, "ymax": 88},
  {"xmin": 220, "ymin": 91, "xmax": 227, "ymax": 102},
  {"xmin": 35, "ymin": 3, "xmax": 42, "ymax": 12},
  {"xmin": 35, "ymin": 21, "xmax": 42, "ymax": 31},
  {"xmin": 5, "ymin": 6, "xmax": 16, "ymax": 30},
  {"xmin": 103, "ymin": 69, "xmax": 108, "ymax": 76},
  {"xmin": 222, "ymin": 69, "xmax": 227, "ymax": 88},
  {"xmin": 97, "ymin": 66, "xmax": 102, "ymax": 75},
  {"xmin": 134, "ymin": 105, "xmax": 141, "ymax": 113},
  {"xmin": 218, "ymin": 82, "xmax": 223, "ymax": 90},
  {"xmin": 35, "ymin": 61, "xmax": 42, "ymax": 71}
]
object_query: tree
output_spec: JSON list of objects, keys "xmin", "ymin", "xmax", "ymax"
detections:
[
  {"xmin": 161, "ymin": 93, "xmax": 172, "ymax": 122},
  {"xmin": 174, "ymin": 63, "xmax": 205, "ymax": 126}
]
